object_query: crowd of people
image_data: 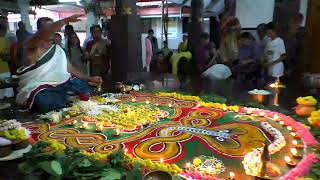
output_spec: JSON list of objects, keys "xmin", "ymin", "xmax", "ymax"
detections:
[
  {"xmin": 0, "ymin": 12, "xmax": 305, "ymax": 112},
  {"xmin": 145, "ymin": 14, "xmax": 305, "ymax": 91}
]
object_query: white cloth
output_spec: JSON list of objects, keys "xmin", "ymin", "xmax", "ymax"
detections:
[
  {"xmin": 202, "ymin": 64, "xmax": 232, "ymax": 80},
  {"xmin": 16, "ymin": 45, "xmax": 71, "ymax": 108},
  {"xmin": 265, "ymin": 37, "xmax": 286, "ymax": 77},
  {"xmin": 0, "ymin": 72, "xmax": 14, "ymax": 99}
]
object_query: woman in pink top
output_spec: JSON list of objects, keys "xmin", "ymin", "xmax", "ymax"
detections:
[{"xmin": 145, "ymin": 37, "xmax": 153, "ymax": 72}]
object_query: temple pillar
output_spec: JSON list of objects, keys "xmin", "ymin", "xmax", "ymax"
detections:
[
  {"xmin": 17, "ymin": 0, "xmax": 32, "ymax": 32},
  {"xmin": 111, "ymin": 0, "xmax": 142, "ymax": 82},
  {"xmin": 188, "ymin": 0, "xmax": 204, "ymax": 52},
  {"xmin": 302, "ymin": 0, "xmax": 320, "ymax": 73}
]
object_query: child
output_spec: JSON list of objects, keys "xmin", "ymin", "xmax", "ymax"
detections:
[{"xmin": 263, "ymin": 22, "xmax": 286, "ymax": 83}]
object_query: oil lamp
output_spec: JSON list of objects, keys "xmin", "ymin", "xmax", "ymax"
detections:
[{"xmin": 269, "ymin": 77, "xmax": 286, "ymax": 106}]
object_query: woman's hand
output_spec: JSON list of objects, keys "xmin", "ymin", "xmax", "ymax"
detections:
[{"xmin": 88, "ymin": 76, "xmax": 103, "ymax": 87}]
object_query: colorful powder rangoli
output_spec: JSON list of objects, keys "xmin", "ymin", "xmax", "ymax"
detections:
[{"xmin": 23, "ymin": 93, "xmax": 318, "ymax": 179}]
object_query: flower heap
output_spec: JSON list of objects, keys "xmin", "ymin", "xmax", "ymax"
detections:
[
  {"xmin": 296, "ymin": 96, "xmax": 318, "ymax": 106},
  {"xmin": 0, "ymin": 120, "xmax": 29, "ymax": 141},
  {"xmin": 242, "ymin": 148, "xmax": 263, "ymax": 176},
  {"xmin": 307, "ymin": 110, "xmax": 320, "ymax": 127},
  {"xmin": 95, "ymin": 104, "xmax": 162, "ymax": 130},
  {"xmin": 260, "ymin": 122, "xmax": 286, "ymax": 154},
  {"xmin": 183, "ymin": 155, "xmax": 225, "ymax": 179},
  {"xmin": 157, "ymin": 92, "xmax": 240, "ymax": 112},
  {"xmin": 41, "ymin": 139, "xmax": 66, "ymax": 153},
  {"xmin": 81, "ymin": 151, "xmax": 182, "ymax": 176}
]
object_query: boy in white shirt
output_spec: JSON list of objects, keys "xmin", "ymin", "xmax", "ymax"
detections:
[{"xmin": 264, "ymin": 22, "xmax": 286, "ymax": 81}]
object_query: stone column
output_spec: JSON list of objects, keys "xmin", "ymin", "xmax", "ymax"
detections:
[
  {"xmin": 111, "ymin": 0, "xmax": 142, "ymax": 82},
  {"xmin": 188, "ymin": 0, "xmax": 204, "ymax": 52},
  {"xmin": 17, "ymin": 0, "xmax": 32, "ymax": 32}
]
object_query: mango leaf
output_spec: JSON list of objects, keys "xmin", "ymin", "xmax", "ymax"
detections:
[
  {"xmin": 126, "ymin": 166, "xmax": 143, "ymax": 180},
  {"xmin": 51, "ymin": 161, "xmax": 63, "ymax": 176},
  {"xmin": 99, "ymin": 168, "xmax": 123, "ymax": 180},
  {"xmin": 38, "ymin": 161, "xmax": 62, "ymax": 177},
  {"xmin": 78, "ymin": 159, "xmax": 92, "ymax": 168},
  {"xmin": 18, "ymin": 162, "xmax": 36, "ymax": 174}
]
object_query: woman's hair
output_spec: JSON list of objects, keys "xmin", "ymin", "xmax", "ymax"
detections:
[
  {"xmin": 240, "ymin": 32, "xmax": 256, "ymax": 41},
  {"xmin": 221, "ymin": 16, "xmax": 240, "ymax": 37},
  {"xmin": 67, "ymin": 32, "xmax": 83, "ymax": 59},
  {"xmin": 200, "ymin": 32, "xmax": 210, "ymax": 41}
]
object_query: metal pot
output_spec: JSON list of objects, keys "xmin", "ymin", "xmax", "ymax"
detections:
[
  {"xmin": 143, "ymin": 171, "xmax": 173, "ymax": 180},
  {"xmin": 248, "ymin": 90, "xmax": 271, "ymax": 105}
]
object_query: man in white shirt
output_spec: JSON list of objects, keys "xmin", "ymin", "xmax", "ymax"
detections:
[{"xmin": 264, "ymin": 22, "xmax": 286, "ymax": 80}]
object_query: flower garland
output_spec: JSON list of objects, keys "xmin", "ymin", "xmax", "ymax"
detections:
[
  {"xmin": 156, "ymin": 92, "xmax": 240, "ymax": 112},
  {"xmin": 260, "ymin": 122, "xmax": 286, "ymax": 154},
  {"xmin": 279, "ymin": 153, "xmax": 318, "ymax": 180}
]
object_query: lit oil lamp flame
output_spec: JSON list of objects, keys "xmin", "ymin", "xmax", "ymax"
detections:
[
  {"xmin": 206, "ymin": 166, "xmax": 213, "ymax": 173},
  {"xmin": 114, "ymin": 129, "xmax": 121, "ymax": 135},
  {"xmin": 259, "ymin": 112, "xmax": 265, "ymax": 116},
  {"xmin": 145, "ymin": 100, "xmax": 150, "ymax": 105},
  {"xmin": 185, "ymin": 162, "xmax": 191, "ymax": 168},
  {"xmin": 290, "ymin": 148, "xmax": 297, "ymax": 155},
  {"xmin": 229, "ymin": 172, "xmax": 235, "ymax": 179},
  {"xmin": 160, "ymin": 158, "xmax": 164, "ymax": 163},
  {"xmin": 287, "ymin": 126, "xmax": 293, "ymax": 131},
  {"xmin": 284, "ymin": 156, "xmax": 291, "ymax": 163}
]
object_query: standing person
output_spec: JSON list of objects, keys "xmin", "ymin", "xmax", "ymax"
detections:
[
  {"xmin": 86, "ymin": 25, "xmax": 110, "ymax": 76},
  {"xmin": 53, "ymin": 33, "xmax": 62, "ymax": 46},
  {"xmin": 16, "ymin": 15, "xmax": 102, "ymax": 113},
  {"xmin": 161, "ymin": 41, "xmax": 172, "ymax": 58},
  {"xmin": 12, "ymin": 21, "xmax": 32, "ymax": 71},
  {"xmin": 16, "ymin": 21, "xmax": 32, "ymax": 43},
  {"xmin": 66, "ymin": 32, "xmax": 87, "ymax": 75},
  {"xmin": 0, "ymin": 16, "xmax": 13, "ymax": 100},
  {"xmin": 263, "ymin": 22, "xmax": 286, "ymax": 82},
  {"xmin": 286, "ymin": 13, "xmax": 305, "ymax": 77},
  {"xmin": 237, "ymin": 32, "xmax": 263, "ymax": 88},
  {"xmin": 83, "ymin": 25, "xmax": 94, "ymax": 50},
  {"xmin": 195, "ymin": 32, "xmax": 220, "ymax": 74},
  {"xmin": 147, "ymin": 29, "xmax": 158, "ymax": 55},
  {"xmin": 145, "ymin": 35, "xmax": 153, "ymax": 72},
  {"xmin": 219, "ymin": 17, "xmax": 241, "ymax": 65},
  {"xmin": 178, "ymin": 34, "xmax": 188, "ymax": 52},
  {"xmin": 61, "ymin": 24, "xmax": 74, "ymax": 49},
  {"xmin": 257, "ymin": 23, "xmax": 269, "ymax": 49}
]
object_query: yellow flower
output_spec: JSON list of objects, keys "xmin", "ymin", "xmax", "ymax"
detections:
[
  {"xmin": 297, "ymin": 96, "xmax": 318, "ymax": 106},
  {"xmin": 193, "ymin": 158, "xmax": 202, "ymax": 166},
  {"xmin": 295, "ymin": 178, "xmax": 314, "ymax": 180},
  {"xmin": 47, "ymin": 139, "xmax": 66, "ymax": 151}
]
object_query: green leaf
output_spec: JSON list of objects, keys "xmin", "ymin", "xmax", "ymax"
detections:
[
  {"xmin": 99, "ymin": 168, "xmax": 123, "ymax": 180},
  {"xmin": 51, "ymin": 161, "xmax": 63, "ymax": 176},
  {"xmin": 18, "ymin": 162, "xmax": 36, "ymax": 174},
  {"xmin": 38, "ymin": 161, "xmax": 62, "ymax": 177},
  {"xmin": 78, "ymin": 159, "xmax": 92, "ymax": 168}
]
